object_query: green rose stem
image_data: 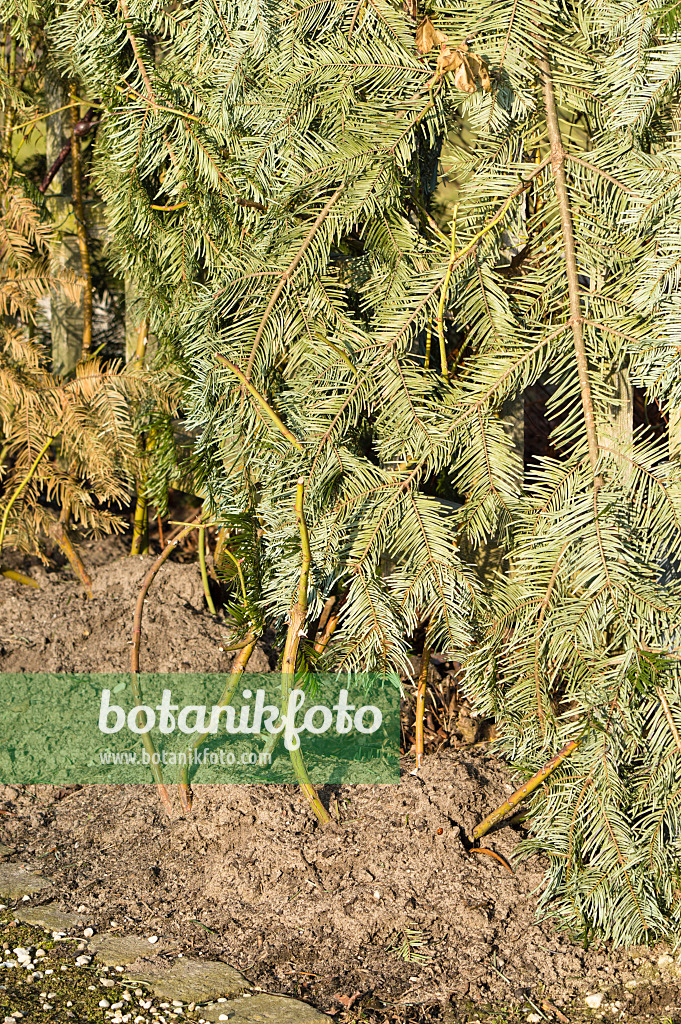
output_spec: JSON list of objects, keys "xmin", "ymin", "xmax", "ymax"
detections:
[
  {"xmin": 282, "ymin": 477, "xmax": 331, "ymax": 825},
  {"xmin": 198, "ymin": 523, "xmax": 217, "ymax": 614},
  {"xmin": 177, "ymin": 629, "xmax": 257, "ymax": 813},
  {"xmin": 130, "ymin": 512, "xmax": 202, "ymax": 816},
  {"xmin": 472, "ymin": 737, "xmax": 581, "ymax": 842}
]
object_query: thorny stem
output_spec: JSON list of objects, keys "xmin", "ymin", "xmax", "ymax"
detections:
[
  {"xmin": 245, "ymin": 186, "xmax": 345, "ymax": 380},
  {"xmin": 198, "ymin": 524, "xmax": 217, "ymax": 615},
  {"xmin": 539, "ymin": 52, "xmax": 600, "ymax": 482},
  {"xmin": 216, "ymin": 355, "xmax": 303, "ymax": 451},
  {"xmin": 131, "ymin": 513, "xmax": 202, "ymax": 815},
  {"xmin": 281, "ymin": 478, "xmax": 331, "ymax": 824},
  {"xmin": 472, "ymin": 738, "xmax": 581, "ymax": 841},
  {"xmin": 70, "ymin": 84, "xmax": 92, "ymax": 357},
  {"xmin": 177, "ymin": 630, "xmax": 258, "ymax": 812},
  {"xmin": 414, "ymin": 646, "xmax": 431, "ymax": 770}
]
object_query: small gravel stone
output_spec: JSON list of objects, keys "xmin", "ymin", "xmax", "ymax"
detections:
[
  {"xmin": 99, "ymin": 999, "xmax": 111, "ymax": 1008},
  {"xmin": 83, "ymin": 927, "xmax": 94, "ymax": 938},
  {"xmin": 148, "ymin": 936, "xmax": 159, "ymax": 944},
  {"xmin": 102, "ymin": 978, "xmax": 116, "ymax": 987}
]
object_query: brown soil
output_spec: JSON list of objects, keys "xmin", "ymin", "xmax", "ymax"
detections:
[{"xmin": 1, "ymin": 541, "xmax": 680, "ymax": 1022}]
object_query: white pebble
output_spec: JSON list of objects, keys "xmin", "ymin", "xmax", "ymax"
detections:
[
  {"xmin": 52, "ymin": 931, "xmax": 65, "ymax": 940},
  {"xmin": 527, "ymin": 1016, "xmax": 542, "ymax": 1023},
  {"xmin": 101, "ymin": 978, "xmax": 116, "ymax": 987},
  {"xmin": 99, "ymin": 999, "xmax": 111, "ymax": 1008},
  {"xmin": 21, "ymin": 895, "xmax": 30, "ymax": 902},
  {"xmin": 41, "ymin": 1005, "xmax": 52, "ymax": 1011},
  {"xmin": 147, "ymin": 935, "xmax": 159, "ymax": 944},
  {"xmin": 35, "ymin": 949, "xmax": 46, "ymax": 958},
  {"xmin": 66, "ymin": 1003, "xmax": 72, "ymax": 1008},
  {"xmin": 0, "ymin": 905, "xmax": 6, "ymax": 910},
  {"xmin": 111, "ymin": 1003, "xmax": 123, "ymax": 1010},
  {"xmin": 77, "ymin": 904, "xmax": 87, "ymax": 913},
  {"xmin": 44, "ymin": 969, "xmax": 53, "ymax": 975},
  {"xmin": 83, "ymin": 927, "xmax": 94, "ymax": 938},
  {"xmin": 172, "ymin": 1001, "xmax": 183, "ymax": 1008},
  {"xmin": 218, "ymin": 1016, "xmax": 229, "ymax": 1022},
  {"xmin": 139, "ymin": 1000, "xmax": 152, "ymax": 1009},
  {"xmin": 585, "ymin": 993, "xmax": 603, "ymax": 1009},
  {"xmin": 75, "ymin": 955, "xmax": 91, "ymax": 965}
]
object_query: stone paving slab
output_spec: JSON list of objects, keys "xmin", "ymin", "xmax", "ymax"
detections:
[
  {"xmin": 88, "ymin": 932, "xmax": 160, "ymax": 966},
  {"xmin": 13, "ymin": 901, "xmax": 87, "ymax": 932},
  {"xmin": 199, "ymin": 994, "xmax": 332, "ymax": 1022},
  {"xmin": 124, "ymin": 957, "xmax": 249, "ymax": 1003},
  {"xmin": 0, "ymin": 863, "xmax": 52, "ymax": 899}
]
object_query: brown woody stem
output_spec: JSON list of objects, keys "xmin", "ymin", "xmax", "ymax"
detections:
[
  {"xmin": 131, "ymin": 513, "xmax": 202, "ymax": 815},
  {"xmin": 69, "ymin": 84, "xmax": 92, "ymax": 357},
  {"xmin": 539, "ymin": 52, "xmax": 600, "ymax": 479}
]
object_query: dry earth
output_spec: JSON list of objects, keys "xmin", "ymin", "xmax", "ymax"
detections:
[{"xmin": 1, "ymin": 542, "xmax": 681, "ymax": 1022}]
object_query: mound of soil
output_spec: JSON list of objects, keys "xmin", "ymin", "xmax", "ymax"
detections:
[{"xmin": 1, "ymin": 542, "xmax": 680, "ymax": 1022}]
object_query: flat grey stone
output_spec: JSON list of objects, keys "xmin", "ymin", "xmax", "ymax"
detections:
[
  {"xmin": 125, "ymin": 957, "xmax": 249, "ymax": 1002},
  {"xmin": 88, "ymin": 933, "xmax": 157, "ymax": 966},
  {"xmin": 13, "ymin": 902, "xmax": 86, "ymax": 932},
  {"xmin": 200, "ymin": 994, "xmax": 331, "ymax": 1022},
  {"xmin": 0, "ymin": 863, "xmax": 52, "ymax": 899}
]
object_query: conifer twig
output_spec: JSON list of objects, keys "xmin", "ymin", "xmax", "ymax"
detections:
[
  {"xmin": 245, "ymin": 185, "xmax": 345, "ymax": 379},
  {"xmin": 436, "ymin": 205, "xmax": 459, "ymax": 377},
  {"xmin": 0, "ymin": 435, "xmax": 55, "ymax": 557},
  {"xmin": 119, "ymin": 0, "xmax": 155, "ymax": 101},
  {"xmin": 215, "ymin": 354, "xmax": 303, "ymax": 451},
  {"xmin": 539, "ymin": 51, "xmax": 600, "ymax": 481}
]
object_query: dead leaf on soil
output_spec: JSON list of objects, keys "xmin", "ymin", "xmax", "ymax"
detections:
[
  {"xmin": 416, "ymin": 16, "xmax": 491, "ymax": 94},
  {"xmin": 334, "ymin": 989, "xmax": 361, "ymax": 1008}
]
